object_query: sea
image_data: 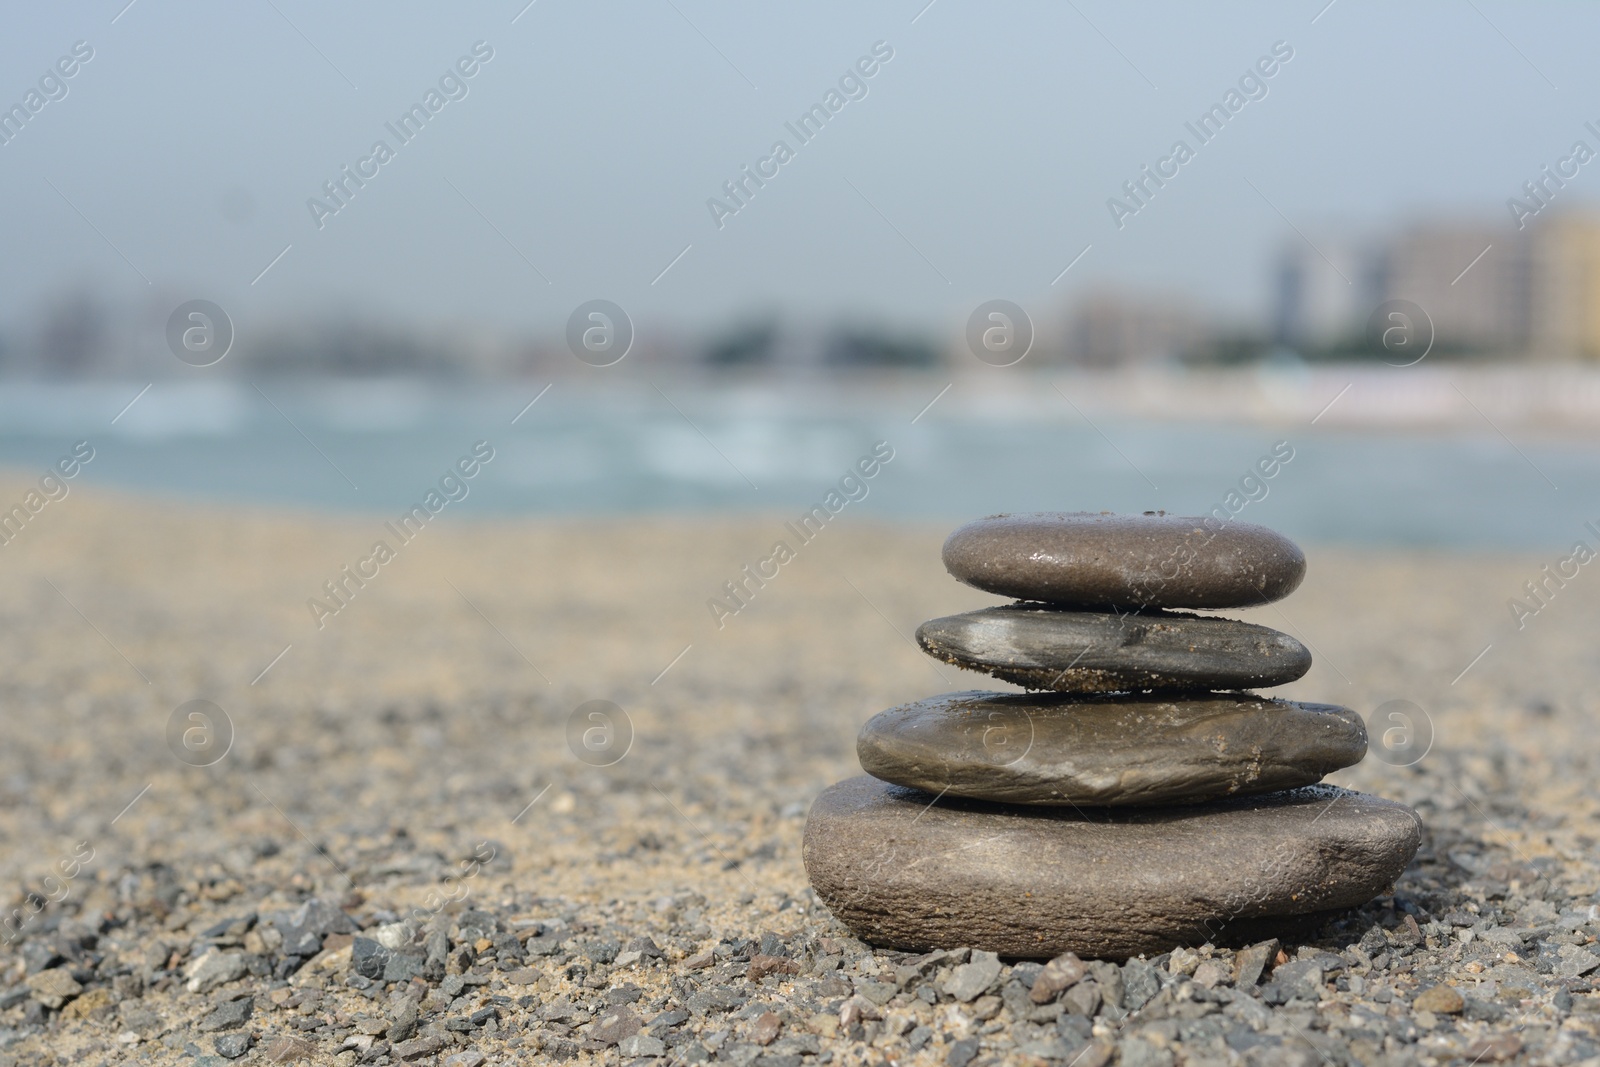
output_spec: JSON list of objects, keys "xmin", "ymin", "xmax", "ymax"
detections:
[{"xmin": 0, "ymin": 375, "xmax": 1595, "ymax": 551}]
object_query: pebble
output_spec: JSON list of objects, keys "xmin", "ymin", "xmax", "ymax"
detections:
[
  {"xmin": 185, "ymin": 950, "xmax": 246, "ymax": 994},
  {"xmin": 212, "ymin": 1032, "xmax": 251, "ymax": 1059},
  {"xmin": 196, "ymin": 995, "xmax": 252, "ymax": 1031},
  {"xmin": 1412, "ymin": 983, "xmax": 1465, "ymax": 1014},
  {"xmin": 261, "ymin": 1035, "xmax": 315, "ymax": 1063},
  {"xmin": 942, "ymin": 950, "xmax": 1002, "ymax": 1002},
  {"xmin": 915, "ymin": 606, "xmax": 1311, "ymax": 691},
  {"xmin": 856, "ymin": 691, "xmax": 1368, "ymax": 806},
  {"xmin": 24, "ymin": 969, "xmax": 81, "ymax": 1010},
  {"xmin": 619, "ymin": 1032, "xmax": 667, "ymax": 1057},
  {"xmin": 941, "ymin": 512, "xmax": 1306, "ymax": 608},
  {"xmin": 803, "ymin": 776, "xmax": 1421, "ymax": 959},
  {"xmin": 1232, "ymin": 939, "xmax": 1279, "ymax": 987},
  {"xmin": 393, "ymin": 1034, "xmax": 447, "ymax": 1061},
  {"xmin": 1029, "ymin": 953, "xmax": 1087, "ymax": 1003}
]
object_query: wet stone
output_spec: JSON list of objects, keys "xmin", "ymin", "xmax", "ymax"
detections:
[
  {"xmin": 917, "ymin": 606, "xmax": 1311, "ymax": 693},
  {"xmin": 941, "ymin": 512, "xmax": 1306, "ymax": 609},
  {"xmin": 857, "ymin": 691, "xmax": 1367, "ymax": 807},
  {"xmin": 803, "ymin": 776, "xmax": 1421, "ymax": 959}
]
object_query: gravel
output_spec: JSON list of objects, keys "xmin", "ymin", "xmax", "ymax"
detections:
[{"xmin": 0, "ymin": 501, "xmax": 1596, "ymax": 1064}]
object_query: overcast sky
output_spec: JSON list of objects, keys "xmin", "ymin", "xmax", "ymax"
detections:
[{"xmin": 1, "ymin": 0, "xmax": 1594, "ymax": 342}]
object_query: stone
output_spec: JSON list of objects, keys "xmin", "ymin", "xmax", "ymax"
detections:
[
  {"xmin": 388, "ymin": 1002, "xmax": 419, "ymax": 1042},
  {"xmin": 213, "ymin": 1032, "xmax": 252, "ymax": 1059},
  {"xmin": 619, "ymin": 1032, "xmax": 668, "ymax": 1057},
  {"xmin": 262, "ymin": 1035, "xmax": 315, "ymax": 1062},
  {"xmin": 1557, "ymin": 947, "xmax": 1600, "ymax": 978},
  {"xmin": 803, "ymin": 776, "xmax": 1420, "ymax": 959},
  {"xmin": 1062, "ymin": 980, "xmax": 1101, "ymax": 1016},
  {"xmin": 1263, "ymin": 959, "xmax": 1323, "ymax": 1002},
  {"xmin": 268, "ymin": 897, "xmax": 355, "ymax": 958},
  {"xmin": 59, "ymin": 986, "xmax": 113, "ymax": 1020},
  {"xmin": 392, "ymin": 1034, "xmax": 447, "ymax": 1060},
  {"xmin": 1232, "ymin": 940, "xmax": 1278, "ymax": 987},
  {"xmin": 25, "ymin": 968, "xmax": 81, "ymax": 1009},
  {"xmin": 350, "ymin": 937, "xmax": 388, "ymax": 980},
  {"xmin": 119, "ymin": 1002, "xmax": 163, "ymax": 1035},
  {"xmin": 1030, "ymin": 953, "xmax": 1087, "ymax": 1003},
  {"xmin": 748, "ymin": 954, "xmax": 800, "ymax": 981},
  {"xmin": 1120, "ymin": 959, "xmax": 1159, "ymax": 1010},
  {"xmin": 1464, "ymin": 1034, "xmax": 1522, "ymax": 1062},
  {"xmin": 941, "ymin": 512, "xmax": 1306, "ymax": 609},
  {"xmin": 750, "ymin": 1011, "xmax": 781, "ymax": 1044},
  {"xmin": 185, "ymin": 950, "xmax": 246, "ymax": 994},
  {"xmin": 1411, "ymin": 984, "xmax": 1465, "ymax": 1014},
  {"xmin": 946, "ymin": 1036, "xmax": 980, "ymax": 1067},
  {"xmin": 857, "ymin": 691, "xmax": 1367, "ymax": 806},
  {"xmin": 382, "ymin": 950, "xmax": 426, "ymax": 983},
  {"xmin": 590, "ymin": 1004, "xmax": 643, "ymax": 1044},
  {"xmin": 916, "ymin": 607, "xmax": 1311, "ymax": 693},
  {"xmin": 942, "ymin": 950, "xmax": 1001, "ymax": 1001},
  {"xmin": 197, "ymin": 995, "xmax": 253, "ymax": 1031}
]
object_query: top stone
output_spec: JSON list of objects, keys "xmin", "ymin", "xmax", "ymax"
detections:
[{"xmin": 942, "ymin": 512, "xmax": 1307, "ymax": 609}]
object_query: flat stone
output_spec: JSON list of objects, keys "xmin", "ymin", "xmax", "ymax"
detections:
[
  {"xmin": 856, "ymin": 691, "xmax": 1367, "ymax": 806},
  {"xmin": 942, "ymin": 512, "xmax": 1306, "ymax": 609},
  {"xmin": 916, "ymin": 607, "xmax": 1310, "ymax": 692},
  {"xmin": 803, "ymin": 776, "xmax": 1420, "ymax": 960}
]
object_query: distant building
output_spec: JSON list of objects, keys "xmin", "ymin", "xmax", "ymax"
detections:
[
  {"xmin": 1063, "ymin": 291, "xmax": 1206, "ymax": 367},
  {"xmin": 1528, "ymin": 212, "xmax": 1600, "ymax": 360},
  {"xmin": 1266, "ymin": 213, "xmax": 1600, "ymax": 360},
  {"xmin": 1382, "ymin": 225, "xmax": 1527, "ymax": 352},
  {"xmin": 1269, "ymin": 236, "xmax": 1377, "ymax": 349}
]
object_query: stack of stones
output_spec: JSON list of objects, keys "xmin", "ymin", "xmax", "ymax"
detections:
[{"xmin": 804, "ymin": 512, "xmax": 1421, "ymax": 960}]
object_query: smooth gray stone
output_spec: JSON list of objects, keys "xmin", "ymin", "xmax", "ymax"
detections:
[
  {"xmin": 942, "ymin": 512, "xmax": 1306, "ymax": 609},
  {"xmin": 803, "ymin": 776, "xmax": 1420, "ymax": 960},
  {"xmin": 916, "ymin": 606, "xmax": 1311, "ymax": 692},
  {"xmin": 857, "ymin": 690, "xmax": 1366, "ymax": 806}
]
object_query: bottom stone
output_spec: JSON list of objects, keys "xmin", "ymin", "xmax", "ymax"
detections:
[{"xmin": 803, "ymin": 776, "xmax": 1420, "ymax": 960}]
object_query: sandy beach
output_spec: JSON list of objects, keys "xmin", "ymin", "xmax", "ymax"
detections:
[{"xmin": 1, "ymin": 479, "xmax": 1597, "ymax": 1066}]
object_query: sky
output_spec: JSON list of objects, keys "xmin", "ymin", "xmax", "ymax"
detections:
[{"xmin": 0, "ymin": 0, "xmax": 1594, "ymax": 343}]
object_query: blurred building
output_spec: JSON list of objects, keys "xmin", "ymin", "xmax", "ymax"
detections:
[
  {"xmin": 1267, "ymin": 210, "xmax": 1600, "ymax": 361},
  {"xmin": 1384, "ymin": 225, "xmax": 1527, "ymax": 352},
  {"xmin": 1062, "ymin": 291, "xmax": 1206, "ymax": 367},
  {"xmin": 1527, "ymin": 213, "xmax": 1600, "ymax": 360},
  {"xmin": 1270, "ymin": 237, "xmax": 1377, "ymax": 349}
]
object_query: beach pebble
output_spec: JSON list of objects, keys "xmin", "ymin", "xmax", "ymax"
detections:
[
  {"xmin": 1412, "ymin": 984, "xmax": 1465, "ymax": 1014},
  {"xmin": 917, "ymin": 605, "xmax": 1310, "ymax": 692},
  {"xmin": 25, "ymin": 968, "xmax": 81, "ymax": 1009},
  {"xmin": 212, "ymin": 1032, "xmax": 251, "ymax": 1059},
  {"xmin": 196, "ymin": 995, "xmax": 253, "ymax": 1031},
  {"xmin": 856, "ymin": 691, "xmax": 1367, "ymax": 806},
  {"xmin": 942, "ymin": 512, "xmax": 1306, "ymax": 608},
  {"xmin": 185, "ymin": 950, "xmax": 246, "ymax": 994},
  {"xmin": 942, "ymin": 950, "xmax": 1002, "ymax": 1001},
  {"xmin": 803, "ymin": 776, "xmax": 1420, "ymax": 959}
]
